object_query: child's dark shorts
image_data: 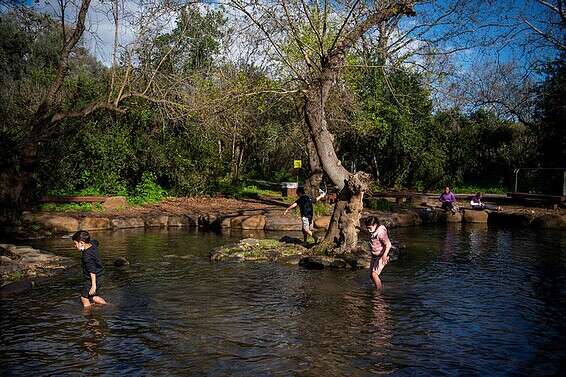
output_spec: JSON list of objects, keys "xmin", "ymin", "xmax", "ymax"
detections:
[{"xmin": 81, "ymin": 276, "xmax": 103, "ymax": 299}]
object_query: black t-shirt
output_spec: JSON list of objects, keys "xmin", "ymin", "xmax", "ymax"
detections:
[
  {"xmin": 295, "ymin": 195, "xmax": 313, "ymax": 218},
  {"xmin": 81, "ymin": 240, "xmax": 104, "ymax": 279}
]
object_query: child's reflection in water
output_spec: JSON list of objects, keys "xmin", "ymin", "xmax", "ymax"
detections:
[{"xmin": 80, "ymin": 312, "xmax": 107, "ymax": 357}]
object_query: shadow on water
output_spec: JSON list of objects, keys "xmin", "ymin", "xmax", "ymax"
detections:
[{"xmin": 1, "ymin": 226, "xmax": 565, "ymax": 376}]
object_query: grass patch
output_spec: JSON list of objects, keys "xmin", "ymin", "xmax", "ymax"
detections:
[
  {"xmin": 313, "ymin": 202, "xmax": 331, "ymax": 216},
  {"xmin": 216, "ymin": 181, "xmax": 283, "ymax": 200},
  {"xmin": 40, "ymin": 203, "xmax": 103, "ymax": 212},
  {"xmin": 451, "ymin": 185, "xmax": 507, "ymax": 194},
  {"xmin": 2, "ymin": 270, "xmax": 27, "ymax": 284},
  {"xmin": 257, "ymin": 239, "xmax": 282, "ymax": 248},
  {"xmin": 365, "ymin": 198, "xmax": 394, "ymax": 212}
]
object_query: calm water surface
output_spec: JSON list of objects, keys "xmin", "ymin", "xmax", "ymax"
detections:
[{"xmin": 1, "ymin": 225, "xmax": 565, "ymax": 376}]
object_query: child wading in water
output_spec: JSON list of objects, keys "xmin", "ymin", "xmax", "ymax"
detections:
[
  {"xmin": 72, "ymin": 230, "xmax": 108, "ymax": 309},
  {"xmin": 364, "ymin": 216, "xmax": 392, "ymax": 290},
  {"xmin": 284, "ymin": 186, "xmax": 325, "ymax": 244}
]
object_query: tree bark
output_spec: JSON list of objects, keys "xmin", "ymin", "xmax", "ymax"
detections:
[
  {"xmin": 324, "ymin": 172, "xmax": 370, "ymax": 254},
  {"xmin": 304, "ymin": 85, "xmax": 370, "ymax": 253},
  {"xmin": 304, "ymin": 135, "xmax": 323, "ymax": 198}
]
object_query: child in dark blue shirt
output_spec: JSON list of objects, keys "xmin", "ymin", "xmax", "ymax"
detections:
[
  {"xmin": 284, "ymin": 187, "xmax": 325, "ymax": 244},
  {"xmin": 72, "ymin": 230, "xmax": 108, "ymax": 309}
]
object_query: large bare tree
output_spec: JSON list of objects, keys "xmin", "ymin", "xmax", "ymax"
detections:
[{"xmin": 227, "ymin": 0, "xmax": 418, "ymax": 253}]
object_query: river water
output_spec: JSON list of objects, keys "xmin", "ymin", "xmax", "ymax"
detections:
[{"xmin": 1, "ymin": 225, "xmax": 565, "ymax": 376}]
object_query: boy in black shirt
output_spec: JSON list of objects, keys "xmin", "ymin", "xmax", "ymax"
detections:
[
  {"xmin": 284, "ymin": 186, "xmax": 326, "ymax": 244},
  {"xmin": 72, "ymin": 230, "xmax": 108, "ymax": 309}
]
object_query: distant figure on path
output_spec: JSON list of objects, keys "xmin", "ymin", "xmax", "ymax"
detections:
[
  {"xmin": 470, "ymin": 192, "xmax": 500, "ymax": 211},
  {"xmin": 284, "ymin": 186, "xmax": 325, "ymax": 244},
  {"xmin": 72, "ymin": 230, "xmax": 108, "ymax": 309},
  {"xmin": 439, "ymin": 186, "xmax": 457, "ymax": 213},
  {"xmin": 364, "ymin": 216, "xmax": 392, "ymax": 290}
]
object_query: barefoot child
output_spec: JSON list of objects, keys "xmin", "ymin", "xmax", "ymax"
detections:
[
  {"xmin": 284, "ymin": 186, "xmax": 325, "ymax": 244},
  {"xmin": 72, "ymin": 230, "xmax": 108, "ymax": 308},
  {"xmin": 364, "ymin": 216, "xmax": 392, "ymax": 290}
]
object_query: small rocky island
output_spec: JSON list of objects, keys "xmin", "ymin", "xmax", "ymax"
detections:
[
  {"xmin": 0, "ymin": 244, "xmax": 75, "ymax": 297},
  {"xmin": 210, "ymin": 237, "xmax": 373, "ymax": 270}
]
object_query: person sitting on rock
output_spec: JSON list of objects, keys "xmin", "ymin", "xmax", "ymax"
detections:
[
  {"xmin": 284, "ymin": 186, "xmax": 325, "ymax": 244},
  {"xmin": 364, "ymin": 216, "xmax": 392, "ymax": 291},
  {"xmin": 439, "ymin": 186, "xmax": 457, "ymax": 213},
  {"xmin": 72, "ymin": 230, "xmax": 108, "ymax": 309},
  {"xmin": 470, "ymin": 192, "xmax": 499, "ymax": 211}
]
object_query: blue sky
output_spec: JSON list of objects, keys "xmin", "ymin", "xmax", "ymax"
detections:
[{"xmin": 17, "ymin": 0, "xmax": 562, "ymax": 70}]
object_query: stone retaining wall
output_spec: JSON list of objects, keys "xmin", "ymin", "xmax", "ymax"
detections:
[{"xmin": 20, "ymin": 207, "xmax": 566, "ymax": 236}]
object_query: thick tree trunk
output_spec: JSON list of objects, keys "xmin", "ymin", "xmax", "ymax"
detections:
[
  {"xmin": 304, "ymin": 87, "xmax": 369, "ymax": 253},
  {"xmin": 325, "ymin": 172, "xmax": 370, "ymax": 254},
  {"xmin": 304, "ymin": 135, "xmax": 323, "ymax": 198},
  {"xmin": 0, "ymin": 140, "xmax": 38, "ymax": 226}
]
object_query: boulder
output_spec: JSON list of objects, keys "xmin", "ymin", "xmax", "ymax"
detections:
[
  {"xmin": 145, "ymin": 215, "xmax": 169, "ymax": 227},
  {"xmin": 354, "ymin": 256, "xmax": 371, "ymax": 269},
  {"xmin": 227, "ymin": 216, "xmax": 246, "ymax": 228},
  {"xmin": 444, "ymin": 211, "xmax": 462, "ymax": 223},
  {"xmin": 0, "ymin": 256, "xmax": 22, "ymax": 275},
  {"xmin": 102, "ymin": 196, "xmax": 128, "ymax": 211},
  {"xmin": 0, "ymin": 244, "xmax": 19, "ymax": 260},
  {"xmin": 265, "ymin": 215, "xmax": 302, "ymax": 231},
  {"xmin": 80, "ymin": 217, "xmax": 111, "ymax": 230},
  {"xmin": 298, "ymin": 256, "xmax": 329, "ymax": 269},
  {"xmin": 298, "ymin": 256, "xmax": 352, "ymax": 269},
  {"xmin": 210, "ymin": 238, "xmax": 306, "ymax": 262},
  {"xmin": 220, "ymin": 217, "xmax": 233, "ymax": 228},
  {"xmin": 531, "ymin": 214, "xmax": 566, "ymax": 230},
  {"xmin": 168, "ymin": 215, "xmax": 192, "ymax": 227},
  {"xmin": 113, "ymin": 257, "xmax": 130, "ymax": 267},
  {"xmin": 314, "ymin": 216, "xmax": 331, "ymax": 229},
  {"xmin": 4, "ymin": 247, "xmax": 36, "ymax": 258},
  {"xmin": 111, "ymin": 217, "xmax": 145, "ymax": 229},
  {"xmin": 488, "ymin": 211, "xmax": 534, "ymax": 226},
  {"xmin": 1, "ymin": 245, "xmax": 75, "ymax": 293},
  {"xmin": 0, "ymin": 280, "xmax": 33, "ymax": 298},
  {"xmin": 199, "ymin": 214, "xmax": 218, "ymax": 228},
  {"xmin": 408, "ymin": 195, "xmax": 429, "ymax": 207},
  {"xmin": 329, "ymin": 258, "xmax": 349, "ymax": 268},
  {"xmin": 186, "ymin": 214, "xmax": 200, "ymax": 227},
  {"xmin": 416, "ymin": 208, "xmax": 446, "ymax": 224},
  {"xmin": 279, "ymin": 236, "xmax": 303, "ymax": 245},
  {"xmin": 391, "ymin": 212, "xmax": 422, "ymax": 227},
  {"xmin": 463, "ymin": 209, "xmax": 489, "ymax": 223},
  {"xmin": 241, "ymin": 215, "xmax": 266, "ymax": 230},
  {"xmin": 277, "ymin": 255, "xmax": 303, "ymax": 265},
  {"xmin": 33, "ymin": 214, "xmax": 79, "ymax": 232}
]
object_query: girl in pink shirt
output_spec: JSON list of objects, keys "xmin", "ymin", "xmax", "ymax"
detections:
[{"xmin": 364, "ymin": 216, "xmax": 392, "ymax": 290}]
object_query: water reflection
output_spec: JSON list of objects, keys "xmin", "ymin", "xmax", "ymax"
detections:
[{"xmin": 80, "ymin": 312, "xmax": 107, "ymax": 358}]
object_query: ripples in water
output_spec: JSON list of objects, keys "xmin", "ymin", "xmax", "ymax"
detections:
[{"xmin": 1, "ymin": 225, "xmax": 565, "ymax": 376}]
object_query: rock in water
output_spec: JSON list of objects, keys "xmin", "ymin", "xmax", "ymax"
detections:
[
  {"xmin": 279, "ymin": 236, "xmax": 303, "ymax": 245},
  {"xmin": 114, "ymin": 257, "xmax": 130, "ymax": 267}
]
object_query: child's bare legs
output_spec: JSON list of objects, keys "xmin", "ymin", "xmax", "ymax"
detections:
[
  {"xmin": 303, "ymin": 229, "xmax": 313, "ymax": 243},
  {"xmin": 81, "ymin": 295, "xmax": 108, "ymax": 308},
  {"xmin": 301, "ymin": 217, "xmax": 314, "ymax": 244},
  {"xmin": 92, "ymin": 296, "xmax": 107, "ymax": 305},
  {"xmin": 370, "ymin": 256, "xmax": 389, "ymax": 290},
  {"xmin": 370, "ymin": 271, "xmax": 382, "ymax": 290},
  {"xmin": 81, "ymin": 296, "xmax": 93, "ymax": 309}
]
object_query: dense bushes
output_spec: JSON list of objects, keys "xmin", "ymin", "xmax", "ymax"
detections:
[{"xmin": 1, "ymin": 10, "xmax": 560, "ymax": 203}]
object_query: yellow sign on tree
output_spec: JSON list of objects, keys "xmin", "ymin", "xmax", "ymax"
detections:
[{"xmin": 294, "ymin": 160, "xmax": 302, "ymax": 169}]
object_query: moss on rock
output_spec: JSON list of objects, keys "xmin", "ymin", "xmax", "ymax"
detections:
[{"xmin": 210, "ymin": 238, "xmax": 308, "ymax": 263}]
